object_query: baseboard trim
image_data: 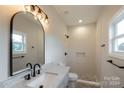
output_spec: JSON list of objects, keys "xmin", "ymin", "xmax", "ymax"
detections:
[{"xmin": 77, "ymin": 79, "xmax": 101, "ymax": 87}]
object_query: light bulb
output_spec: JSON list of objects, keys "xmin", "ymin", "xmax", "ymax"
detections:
[
  {"xmin": 34, "ymin": 16, "xmax": 37, "ymax": 20},
  {"xmin": 33, "ymin": 10, "xmax": 38, "ymax": 16},
  {"xmin": 44, "ymin": 15, "xmax": 48, "ymax": 24},
  {"xmin": 45, "ymin": 19, "xmax": 48, "ymax": 24},
  {"xmin": 78, "ymin": 19, "xmax": 82, "ymax": 23}
]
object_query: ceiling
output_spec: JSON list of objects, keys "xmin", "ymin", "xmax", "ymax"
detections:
[{"xmin": 53, "ymin": 5, "xmax": 104, "ymax": 26}]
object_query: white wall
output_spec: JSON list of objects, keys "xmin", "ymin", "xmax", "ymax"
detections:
[
  {"xmin": 96, "ymin": 5, "xmax": 124, "ymax": 87},
  {"xmin": 0, "ymin": 5, "xmax": 68, "ymax": 81},
  {"xmin": 0, "ymin": 6, "xmax": 23, "ymax": 81},
  {"xmin": 40, "ymin": 6, "xmax": 68, "ymax": 64},
  {"xmin": 67, "ymin": 23, "xmax": 97, "ymax": 81}
]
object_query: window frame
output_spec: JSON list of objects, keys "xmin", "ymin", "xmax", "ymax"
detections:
[
  {"xmin": 109, "ymin": 13, "xmax": 124, "ymax": 60},
  {"xmin": 12, "ymin": 31, "xmax": 27, "ymax": 54}
]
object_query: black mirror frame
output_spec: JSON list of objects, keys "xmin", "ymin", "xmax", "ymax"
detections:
[{"xmin": 10, "ymin": 11, "xmax": 45, "ymax": 76}]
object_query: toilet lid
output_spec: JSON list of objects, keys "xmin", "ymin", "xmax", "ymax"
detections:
[{"xmin": 69, "ymin": 73, "xmax": 78, "ymax": 80}]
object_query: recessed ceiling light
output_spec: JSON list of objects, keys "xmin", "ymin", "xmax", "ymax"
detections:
[{"xmin": 78, "ymin": 19, "xmax": 82, "ymax": 23}]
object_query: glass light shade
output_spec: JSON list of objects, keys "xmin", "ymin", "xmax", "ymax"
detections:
[
  {"xmin": 34, "ymin": 16, "xmax": 37, "ymax": 20},
  {"xmin": 24, "ymin": 5, "xmax": 31, "ymax": 12},
  {"xmin": 44, "ymin": 15, "xmax": 48, "ymax": 24},
  {"xmin": 37, "ymin": 13, "xmax": 42, "ymax": 20},
  {"xmin": 34, "ymin": 6, "xmax": 39, "ymax": 12},
  {"xmin": 45, "ymin": 18, "xmax": 48, "ymax": 24}
]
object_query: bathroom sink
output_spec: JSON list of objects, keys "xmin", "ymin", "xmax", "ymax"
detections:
[{"xmin": 27, "ymin": 72, "xmax": 58, "ymax": 88}]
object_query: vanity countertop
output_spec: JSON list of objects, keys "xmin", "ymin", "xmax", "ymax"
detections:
[{"xmin": 1, "ymin": 64, "xmax": 70, "ymax": 88}]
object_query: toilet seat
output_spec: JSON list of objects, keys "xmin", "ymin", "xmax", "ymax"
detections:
[{"xmin": 69, "ymin": 73, "xmax": 78, "ymax": 81}]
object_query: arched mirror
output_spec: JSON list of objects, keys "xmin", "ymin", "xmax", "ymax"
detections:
[{"xmin": 10, "ymin": 11, "xmax": 45, "ymax": 76}]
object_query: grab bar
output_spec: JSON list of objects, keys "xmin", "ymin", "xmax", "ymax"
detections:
[{"xmin": 107, "ymin": 60, "xmax": 124, "ymax": 69}]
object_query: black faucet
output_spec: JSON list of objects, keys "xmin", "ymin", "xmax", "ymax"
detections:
[
  {"xmin": 32, "ymin": 64, "xmax": 41, "ymax": 77},
  {"xmin": 26, "ymin": 63, "xmax": 33, "ymax": 75},
  {"xmin": 24, "ymin": 63, "xmax": 33, "ymax": 80},
  {"xmin": 26, "ymin": 63, "xmax": 33, "ymax": 69}
]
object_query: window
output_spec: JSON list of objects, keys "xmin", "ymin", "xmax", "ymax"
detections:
[
  {"xmin": 12, "ymin": 32, "xmax": 26, "ymax": 54},
  {"xmin": 109, "ymin": 14, "xmax": 124, "ymax": 59}
]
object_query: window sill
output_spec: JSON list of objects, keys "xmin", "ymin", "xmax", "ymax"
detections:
[
  {"xmin": 109, "ymin": 53, "xmax": 124, "ymax": 61},
  {"xmin": 13, "ymin": 52, "xmax": 27, "ymax": 55}
]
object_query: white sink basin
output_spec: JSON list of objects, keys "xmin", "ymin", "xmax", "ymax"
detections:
[{"xmin": 27, "ymin": 72, "xmax": 58, "ymax": 88}]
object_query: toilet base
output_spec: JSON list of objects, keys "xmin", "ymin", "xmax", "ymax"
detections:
[{"xmin": 67, "ymin": 80, "xmax": 77, "ymax": 88}]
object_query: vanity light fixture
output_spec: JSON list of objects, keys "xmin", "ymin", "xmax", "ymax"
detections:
[{"xmin": 24, "ymin": 5, "xmax": 49, "ymax": 24}]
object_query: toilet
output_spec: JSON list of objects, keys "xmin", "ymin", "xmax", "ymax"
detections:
[
  {"xmin": 57, "ymin": 62, "xmax": 78, "ymax": 88},
  {"xmin": 68, "ymin": 73, "xmax": 78, "ymax": 88}
]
